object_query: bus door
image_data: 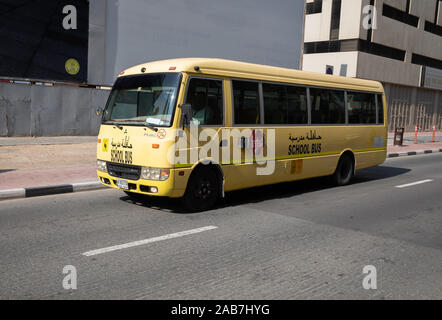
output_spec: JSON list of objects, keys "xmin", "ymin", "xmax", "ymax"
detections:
[
  {"xmin": 224, "ymin": 79, "xmax": 268, "ymax": 190},
  {"xmin": 184, "ymin": 77, "xmax": 225, "ymax": 167}
]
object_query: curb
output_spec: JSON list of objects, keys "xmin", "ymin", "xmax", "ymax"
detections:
[
  {"xmin": 0, "ymin": 181, "xmax": 106, "ymax": 201},
  {"xmin": 387, "ymin": 148, "xmax": 442, "ymax": 158}
]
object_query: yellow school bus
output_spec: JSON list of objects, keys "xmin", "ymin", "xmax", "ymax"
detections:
[{"xmin": 96, "ymin": 58, "xmax": 387, "ymax": 211}]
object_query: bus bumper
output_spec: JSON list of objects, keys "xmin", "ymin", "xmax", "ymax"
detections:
[{"xmin": 97, "ymin": 169, "xmax": 188, "ymax": 198}]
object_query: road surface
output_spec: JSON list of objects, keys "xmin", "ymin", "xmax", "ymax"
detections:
[{"xmin": 0, "ymin": 154, "xmax": 441, "ymax": 299}]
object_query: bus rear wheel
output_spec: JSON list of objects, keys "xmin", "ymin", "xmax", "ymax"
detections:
[
  {"xmin": 333, "ymin": 154, "xmax": 354, "ymax": 186},
  {"xmin": 182, "ymin": 166, "xmax": 220, "ymax": 212}
]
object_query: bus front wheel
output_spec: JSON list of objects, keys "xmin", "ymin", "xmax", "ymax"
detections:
[
  {"xmin": 333, "ymin": 154, "xmax": 354, "ymax": 186},
  {"xmin": 182, "ymin": 166, "xmax": 220, "ymax": 212}
]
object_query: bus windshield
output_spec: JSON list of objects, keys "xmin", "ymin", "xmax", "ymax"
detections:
[{"xmin": 103, "ymin": 73, "xmax": 181, "ymax": 127}]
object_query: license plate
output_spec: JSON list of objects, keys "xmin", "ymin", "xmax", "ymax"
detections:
[{"xmin": 116, "ymin": 179, "xmax": 129, "ymax": 190}]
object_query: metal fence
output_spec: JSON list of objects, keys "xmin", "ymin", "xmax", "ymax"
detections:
[
  {"xmin": 385, "ymin": 83, "xmax": 441, "ymax": 132},
  {"xmin": 0, "ymin": 82, "xmax": 109, "ymax": 136}
]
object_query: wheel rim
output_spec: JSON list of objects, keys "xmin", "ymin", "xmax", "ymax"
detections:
[{"xmin": 193, "ymin": 179, "xmax": 214, "ymax": 201}]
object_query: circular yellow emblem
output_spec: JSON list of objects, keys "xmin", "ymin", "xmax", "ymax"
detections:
[{"xmin": 65, "ymin": 58, "xmax": 80, "ymax": 75}]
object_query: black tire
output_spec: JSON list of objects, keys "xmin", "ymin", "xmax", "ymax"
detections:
[
  {"xmin": 332, "ymin": 154, "xmax": 354, "ymax": 186},
  {"xmin": 182, "ymin": 166, "xmax": 220, "ymax": 212}
]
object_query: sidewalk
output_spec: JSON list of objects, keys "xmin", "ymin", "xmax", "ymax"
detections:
[
  {"xmin": 388, "ymin": 142, "xmax": 442, "ymax": 156},
  {"xmin": 387, "ymin": 131, "xmax": 442, "ymax": 144},
  {"xmin": 0, "ymin": 137, "xmax": 98, "ymax": 194},
  {"xmin": 0, "ymin": 136, "xmax": 96, "ymax": 146},
  {"xmin": 387, "ymin": 131, "xmax": 442, "ymax": 156},
  {"xmin": 1, "ymin": 134, "xmax": 442, "ymax": 200}
]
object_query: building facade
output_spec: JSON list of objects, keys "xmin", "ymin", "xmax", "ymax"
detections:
[
  {"xmin": 302, "ymin": 0, "xmax": 442, "ymax": 132},
  {"xmin": 0, "ymin": 0, "xmax": 305, "ymax": 136}
]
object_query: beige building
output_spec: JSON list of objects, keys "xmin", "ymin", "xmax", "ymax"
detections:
[{"xmin": 302, "ymin": 0, "xmax": 442, "ymax": 132}]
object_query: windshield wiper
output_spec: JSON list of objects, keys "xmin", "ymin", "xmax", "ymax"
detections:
[
  {"xmin": 104, "ymin": 121, "xmax": 123, "ymax": 130},
  {"xmin": 104, "ymin": 119, "xmax": 159, "ymax": 132},
  {"xmin": 145, "ymin": 123, "xmax": 158, "ymax": 132}
]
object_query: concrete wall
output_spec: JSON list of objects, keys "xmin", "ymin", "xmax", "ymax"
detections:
[
  {"xmin": 0, "ymin": 82, "xmax": 109, "ymax": 136},
  {"xmin": 339, "ymin": 0, "xmax": 363, "ymax": 40},
  {"xmin": 88, "ymin": 0, "xmax": 306, "ymax": 86},
  {"xmin": 439, "ymin": 0, "xmax": 442, "ymax": 24},
  {"xmin": 383, "ymin": 0, "xmax": 407, "ymax": 12},
  {"xmin": 357, "ymin": 52, "xmax": 422, "ymax": 87},
  {"xmin": 304, "ymin": 0, "xmax": 333, "ymax": 42},
  {"xmin": 302, "ymin": 51, "xmax": 359, "ymax": 76},
  {"xmin": 374, "ymin": 0, "xmax": 442, "ymax": 67}
]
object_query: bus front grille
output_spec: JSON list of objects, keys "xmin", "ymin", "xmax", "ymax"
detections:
[{"xmin": 107, "ymin": 162, "xmax": 141, "ymax": 180}]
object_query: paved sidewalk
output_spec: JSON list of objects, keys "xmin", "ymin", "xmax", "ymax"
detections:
[
  {"xmin": 0, "ymin": 136, "xmax": 98, "ymax": 191},
  {"xmin": 0, "ymin": 136, "xmax": 97, "ymax": 146},
  {"xmin": 387, "ymin": 131, "xmax": 442, "ymax": 156},
  {"xmin": 388, "ymin": 141, "xmax": 442, "ymax": 154},
  {"xmin": 0, "ymin": 167, "xmax": 98, "ymax": 190},
  {"xmin": 387, "ymin": 131, "xmax": 442, "ymax": 144}
]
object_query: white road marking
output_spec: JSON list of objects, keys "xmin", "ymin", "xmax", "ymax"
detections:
[
  {"xmin": 395, "ymin": 179, "xmax": 434, "ymax": 189},
  {"xmin": 82, "ymin": 225, "xmax": 218, "ymax": 257}
]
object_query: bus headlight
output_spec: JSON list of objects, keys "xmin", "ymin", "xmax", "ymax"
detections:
[
  {"xmin": 141, "ymin": 167, "xmax": 170, "ymax": 181},
  {"xmin": 97, "ymin": 160, "xmax": 107, "ymax": 172}
]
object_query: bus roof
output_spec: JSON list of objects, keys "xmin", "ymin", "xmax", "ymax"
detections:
[{"xmin": 120, "ymin": 58, "xmax": 384, "ymax": 92}]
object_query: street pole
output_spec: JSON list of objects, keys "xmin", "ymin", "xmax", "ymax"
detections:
[{"xmin": 414, "ymin": 125, "xmax": 418, "ymax": 144}]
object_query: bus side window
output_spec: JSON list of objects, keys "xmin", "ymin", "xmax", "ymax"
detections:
[
  {"xmin": 287, "ymin": 86, "xmax": 308, "ymax": 125},
  {"xmin": 309, "ymin": 88, "xmax": 345, "ymax": 124},
  {"xmin": 185, "ymin": 78, "xmax": 223, "ymax": 126},
  {"xmin": 328, "ymin": 90, "xmax": 345, "ymax": 124},
  {"xmin": 347, "ymin": 92, "xmax": 377, "ymax": 124},
  {"xmin": 377, "ymin": 94, "xmax": 384, "ymax": 124},
  {"xmin": 262, "ymin": 84, "xmax": 308, "ymax": 125},
  {"xmin": 263, "ymin": 83, "xmax": 288, "ymax": 124},
  {"xmin": 232, "ymin": 80, "xmax": 260, "ymax": 125}
]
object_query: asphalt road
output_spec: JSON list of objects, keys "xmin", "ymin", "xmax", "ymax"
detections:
[{"xmin": 0, "ymin": 154, "xmax": 441, "ymax": 299}]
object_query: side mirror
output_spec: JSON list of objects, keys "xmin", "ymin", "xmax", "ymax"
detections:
[
  {"xmin": 96, "ymin": 107, "xmax": 104, "ymax": 117},
  {"xmin": 180, "ymin": 103, "xmax": 192, "ymax": 129}
]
